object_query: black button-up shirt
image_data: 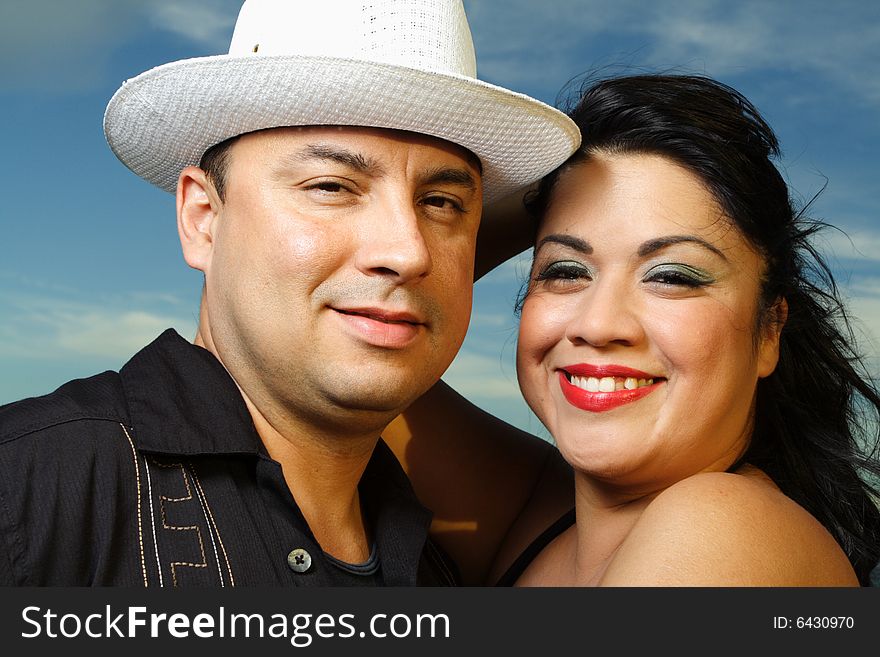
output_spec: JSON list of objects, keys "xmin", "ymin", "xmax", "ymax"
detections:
[{"xmin": 0, "ymin": 330, "xmax": 459, "ymax": 586}]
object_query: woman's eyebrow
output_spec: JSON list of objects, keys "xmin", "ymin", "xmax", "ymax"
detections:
[
  {"xmin": 536, "ymin": 233, "xmax": 593, "ymax": 254},
  {"xmin": 637, "ymin": 235, "xmax": 729, "ymax": 261}
]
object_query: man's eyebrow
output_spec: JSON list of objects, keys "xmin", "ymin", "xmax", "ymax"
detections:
[
  {"xmin": 637, "ymin": 235, "xmax": 728, "ymax": 261},
  {"xmin": 291, "ymin": 143, "xmax": 386, "ymax": 176},
  {"xmin": 536, "ymin": 233, "xmax": 593, "ymax": 254},
  {"xmin": 420, "ymin": 166, "xmax": 479, "ymax": 192}
]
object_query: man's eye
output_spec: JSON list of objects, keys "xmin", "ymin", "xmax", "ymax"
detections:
[
  {"xmin": 643, "ymin": 264, "xmax": 714, "ymax": 288},
  {"xmin": 306, "ymin": 181, "xmax": 346, "ymax": 193},
  {"xmin": 534, "ymin": 260, "xmax": 592, "ymax": 282},
  {"xmin": 421, "ymin": 195, "xmax": 464, "ymax": 212}
]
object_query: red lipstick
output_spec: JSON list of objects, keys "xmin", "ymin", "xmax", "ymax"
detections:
[{"xmin": 557, "ymin": 366, "xmax": 663, "ymax": 413}]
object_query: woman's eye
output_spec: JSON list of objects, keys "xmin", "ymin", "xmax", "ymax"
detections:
[
  {"xmin": 644, "ymin": 264, "xmax": 714, "ymax": 288},
  {"xmin": 534, "ymin": 260, "xmax": 592, "ymax": 283}
]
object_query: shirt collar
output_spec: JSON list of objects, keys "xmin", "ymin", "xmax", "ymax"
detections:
[
  {"xmin": 119, "ymin": 329, "xmax": 262, "ymax": 455},
  {"xmin": 361, "ymin": 438, "xmax": 434, "ymax": 586},
  {"xmin": 119, "ymin": 329, "xmax": 436, "ymax": 584}
]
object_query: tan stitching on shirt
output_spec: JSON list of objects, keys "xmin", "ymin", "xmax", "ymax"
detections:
[
  {"xmin": 141, "ymin": 455, "xmax": 164, "ymax": 587},
  {"xmin": 120, "ymin": 424, "xmax": 148, "ymax": 587},
  {"xmin": 151, "ymin": 460, "xmax": 208, "ymax": 587},
  {"xmin": 188, "ymin": 462, "xmax": 236, "ymax": 587}
]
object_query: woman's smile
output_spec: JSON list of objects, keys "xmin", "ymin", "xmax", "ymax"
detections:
[{"xmin": 558, "ymin": 370, "xmax": 663, "ymax": 412}]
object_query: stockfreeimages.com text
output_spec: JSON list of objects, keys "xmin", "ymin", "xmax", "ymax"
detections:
[{"xmin": 21, "ymin": 605, "xmax": 450, "ymax": 646}]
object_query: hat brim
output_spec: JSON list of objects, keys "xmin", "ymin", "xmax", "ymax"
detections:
[{"xmin": 103, "ymin": 54, "xmax": 579, "ymax": 204}]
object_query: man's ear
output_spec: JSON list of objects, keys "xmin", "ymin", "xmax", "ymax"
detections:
[
  {"xmin": 757, "ymin": 297, "xmax": 788, "ymax": 378},
  {"xmin": 177, "ymin": 166, "xmax": 222, "ymax": 273}
]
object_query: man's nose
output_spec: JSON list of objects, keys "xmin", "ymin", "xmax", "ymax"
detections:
[{"xmin": 355, "ymin": 199, "xmax": 432, "ymax": 283}]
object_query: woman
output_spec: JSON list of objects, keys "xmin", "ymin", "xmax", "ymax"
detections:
[
  {"xmin": 496, "ymin": 74, "xmax": 880, "ymax": 586},
  {"xmin": 388, "ymin": 73, "xmax": 880, "ymax": 586}
]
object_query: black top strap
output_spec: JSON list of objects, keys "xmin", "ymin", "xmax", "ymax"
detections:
[{"xmin": 495, "ymin": 508, "xmax": 576, "ymax": 586}]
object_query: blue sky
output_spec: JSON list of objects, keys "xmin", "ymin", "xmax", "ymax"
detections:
[{"xmin": 1, "ymin": 0, "xmax": 878, "ymax": 440}]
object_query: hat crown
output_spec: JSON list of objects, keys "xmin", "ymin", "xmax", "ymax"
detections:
[{"xmin": 229, "ymin": 0, "xmax": 476, "ymax": 77}]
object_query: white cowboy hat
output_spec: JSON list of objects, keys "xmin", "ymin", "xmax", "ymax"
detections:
[{"xmin": 103, "ymin": 0, "xmax": 579, "ymax": 203}]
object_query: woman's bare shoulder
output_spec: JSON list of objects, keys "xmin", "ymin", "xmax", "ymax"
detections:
[{"xmin": 600, "ymin": 470, "xmax": 858, "ymax": 586}]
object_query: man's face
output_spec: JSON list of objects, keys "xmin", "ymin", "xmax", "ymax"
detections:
[{"xmin": 194, "ymin": 126, "xmax": 482, "ymax": 432}]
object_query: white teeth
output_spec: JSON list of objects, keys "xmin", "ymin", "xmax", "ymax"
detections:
[
  {"xmin": 570, "ymin": 376, "xmax": 594, "ymax": 391},
  {"xmin": 568, "ymin": 374, "xmax": 657, "ymax": 393}
]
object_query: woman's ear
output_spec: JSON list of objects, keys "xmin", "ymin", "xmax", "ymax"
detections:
[
  {"xmin": 177, "ymin": 166, "xmax": 222, "ymax": 273},
  {"xmin": 757, "ymin": 297, "xmax": 788, "ymax": 378}
]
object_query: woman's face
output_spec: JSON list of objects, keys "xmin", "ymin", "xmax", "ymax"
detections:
[{"xmin": 517, "ymin": 153, "xmax": 782, "ymax": 489}]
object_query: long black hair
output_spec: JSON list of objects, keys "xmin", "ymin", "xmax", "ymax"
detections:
[{"xmin": 526, "ymin": 74, "xmax": 880, "ymax": 585}]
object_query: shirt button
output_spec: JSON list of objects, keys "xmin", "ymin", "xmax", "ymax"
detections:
[{"xmin": 287, "ymin": 548, "xmax": 312, "ymax": 573}]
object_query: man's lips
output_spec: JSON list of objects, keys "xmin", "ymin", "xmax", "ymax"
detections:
[
  {"xmin": 331, "ymin": 307, "xmax": 425, "ymax": 349},
  {"xmin": 557, "ymin": 364, "xmax": 665, "ymax": 412},
  {"xmin": 333, "ymin": 307, "xmax": 425, "ymax": 325}
]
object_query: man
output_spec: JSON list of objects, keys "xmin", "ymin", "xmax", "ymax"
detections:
[{"xmin": 0, "ymin": 0, "xmax": 578, "ymax": 586}]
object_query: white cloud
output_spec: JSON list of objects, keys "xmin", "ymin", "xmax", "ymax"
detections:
[
  {"xmin": 442, "ymin": 347, "xmax": 551, "ymax": 438},
  {"xmin": 0, "ymin": 291, "xmax": 195, "ymax": 361},
  {"xmin": 467, "ymin": 310, "xmax": 512, "ymax": 330},
  {"xmin": 820, "ymin": 229, "xmax": 880, "ymax": 264},
  {"xmin": 0, "ymin": 0, "xmax": 137, "ymax": 91},
  {"xmin": 58, "ymin": 310, "xmax": 191, "ymax": 358},
  {"xmin": 443, "ymin": 348, "xmax": 520, "ymax": 400},
  {"xmin": 148, "ymin": 0, "xmax": 239, "ymax": 49},
  {"xmin": 8, "ymin": 0, "xmax": 875, "ymax": 103},
  {"xmin": 0, "ymin": 0, "xmax": 238, "ymax": 92},
  {"xmin": 465, "ymin": 0, "xmax": 880, "ymax": 105},
  {"xmin": 642, "ymin": 4, "xmax": 880, "ymax": 105},
  {"xmin": 844, "ymin": 280, "xmax": 880, "ymax": 377}
]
